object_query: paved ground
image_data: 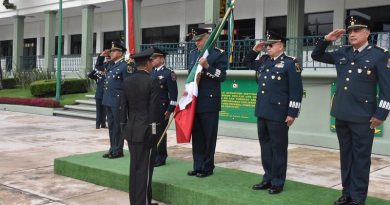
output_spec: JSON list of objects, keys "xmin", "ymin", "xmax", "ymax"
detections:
[{"xmin": 0, "ymin": 110, "xmax": 389, "ymax": 205}]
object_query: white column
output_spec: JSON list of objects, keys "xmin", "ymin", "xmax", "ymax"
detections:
[
  {"xmin": 333, "ymin": 0, "xmax": 346, "ymax": 30},
  {"xmin": 36, "ymin": 37, "xmax": 42, "ymax": 56},
  {"xmin": 255, "ymin": 0, "xmax": 265, "ymax": 39},
  {"xmin": 179, "ymin": 0, "xmax": 187, "ymax": 42},
  {"xmin": 96, "ymin": 31, "xmax": 103, "ymax": 53},
  {"xmin": 63, "ymin": 34, "xmax": 70, "ymax": 55}
]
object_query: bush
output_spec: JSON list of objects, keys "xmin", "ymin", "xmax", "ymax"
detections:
[
  {"xmin": 1, "ymin": 78, "xmax": 17, "ymax": 89},
  {"xmin": 0, "ymin": 97, "xmax": 61, "ymax": 108},
  {"xmin": 30, "ymin": 78, "xmax": 88, "ymax": 97}
]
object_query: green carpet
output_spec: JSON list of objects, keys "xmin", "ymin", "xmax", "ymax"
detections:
[{"xmin": 54, "ymin": 151, "xmax": 390, "ymax": 205}]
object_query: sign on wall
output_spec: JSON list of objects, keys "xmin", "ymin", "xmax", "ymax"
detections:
[{"xmin": 220, "ymin": 79, "xmax": 257, "ymax": 123}]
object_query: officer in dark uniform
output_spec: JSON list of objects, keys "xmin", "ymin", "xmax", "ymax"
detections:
[
  {"xmin": 243, "ymin": 31, "xmax": 303, "ymax": 194},
  {"xmin": 120, "ymin": 47, "xmax": 160, "ymax": 205},
  {"xmin": 150, "ymin": 47, "xmax": 178, "ymax": 167},
  {"xmin": 101, "ymin": 41, "xmax": 131, "ymax": 159},
  {"xmin": 90, "ymin": 49, "xmax": 110, "ymax": 129},
  {"xmin": 185, "ymin": 28, "xmax": 228, "ymax": 178},
  {"xmin": 312, "ymin": 15, "xmax": 390, "ymax": 205}
]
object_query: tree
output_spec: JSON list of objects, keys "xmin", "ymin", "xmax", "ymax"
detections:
[{"xmin": 3, "ymin": 0, "xmax": 16, "ymax": 9}]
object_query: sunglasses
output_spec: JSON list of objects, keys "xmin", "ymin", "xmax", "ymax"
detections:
[{"xmin": 266, "ymin": 43, "xmax": 275, "ymax": 48}]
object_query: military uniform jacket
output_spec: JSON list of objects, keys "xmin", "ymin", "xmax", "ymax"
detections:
[
  {"xmin": 87, "ymin": 70, "xmax": 106, "ymax": 99},
  {"xmin": 188, "ymin": 48, "xmax": 228, "ymax": 113},
  {"xmin": 151, "ymin": 65, "xmax": 178, "ymax": 113},
  {"xmin": 99, "ymin": 57, "xmax": 131, "ymax": 107},
  {"xmin": 244, "ymin": 50, "xmax": 303, "ymax": 122},
  {"xmin": 120, "ymin": 70, "xmax": 160, "ymax": 146},
  {"xmin": 312, "ymin": 38, "xmax": 390, "ymax": 123}
]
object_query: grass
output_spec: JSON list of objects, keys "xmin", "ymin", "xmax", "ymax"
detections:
[
  {"xmin": 0, "ymin": 86, "xmax": 94, "ymax": 106},
  {"xmin": 54, "ymin": 151, "xmax": 390, "ymax": 205}
]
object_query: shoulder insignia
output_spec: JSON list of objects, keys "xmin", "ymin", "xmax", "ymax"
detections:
[
  {"xmin": 285, "ymin": 55, "xmax": 297, "ymax": 61},
  {"xmin": 190, "ymin": 48, "xmax": 197, "ymax": 53},
  {"xmin": 374, "ymin": 45, "xmax": 389, "ymax": 53},
  {"xmin": 215, "ymin": 47, "xmax": 225, "ymax": 53},
  {"xmin": 295, "ymin": 62, "xmax": 302, "ymax": 73}
]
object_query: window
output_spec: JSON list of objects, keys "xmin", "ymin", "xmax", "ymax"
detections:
[
  {"xmin": 348, "ymin": 5, "xmax": 390, "ymax": 32},
  {"xmin": 266, "ymin": 16, "xmax": 287, "ymax": 38},
  {"xmin": 23, "ymin": 38, "xmax": 37, "ymax": 56},
  {"xmin": 42, "ymin": 36, "xmax": 65, "ymax": 55},
  {"xmin": 0, "ymin": 40, "xmax": 12, "ymax": 57},
  {"xmin": 305, "ymin": 11, "xmax": 333, "ymax": 36},
  {"xmin": 104, "ymin": 31, "xmax": 124, "ymax": 50},
  {"xmin": 70, "ymin": 33, "xmax": 97, "ymax": 55},
  {"xmin": 142, "ymin": 25, "xmax": 180, "ymax": 44},
  {"xmin": 266, "ymin": 12, "xmax": 333, "ymax": 38}
]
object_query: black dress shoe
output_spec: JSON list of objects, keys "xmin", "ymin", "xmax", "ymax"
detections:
[
  {"xmin": 187, "ymin": 170, "xmax": 198, "ymax": 176},
  {"xmin": 268, "ymin": 186, "xmax": 283, "ymax": 194},
  {"xmin": 102, "ymin": 153, "xmax": 110, "ymax": 158},
  {"xmin": 196, "ymin": 171, "xmax": 213, "ymax": 178},
  {"xmin": 151, "ymin": 203, "xmax": 159, "ymax": 205},
  {"xmin": 108, "ymin": 152, "xmax": 124, "ymax": 159},
  {"xmin": 252, "ymin": 181, "xmax": 271, "ymax": 190},
  {"xmin": 101, "ymin": 125, "xmax": 107, "ymax": 128},
  {"xmin": 154, "ymin": 161, "xmax": 166, "ymax": 167},
  {"xmin": 349, "ymin": 200, "xmax": 365, "ymax": 205},
  {"xmin": 96, "ymin": 126, "xmax": 100, "ymax": 129},
  {"xmin": 334, "ymin": 195, "xmax": 351, "ymax": 205}
]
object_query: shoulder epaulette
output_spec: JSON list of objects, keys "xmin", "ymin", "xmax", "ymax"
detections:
[
  {"xmin": 374, "ymin": 45, "xmax": 389, "ymax": 53},
  {"xmin": 339, "ymin": 45, "xmax": 352, "ymax": 48},
  {"xmin": 190, "ymin": 48, "xmax": 197, "ymax": 53},
  {"xmin": 285, "ymin": 55, "xmax": 297, "ymax": 61}
]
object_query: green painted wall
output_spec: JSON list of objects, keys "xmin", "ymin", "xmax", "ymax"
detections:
[{"xmin": 172, "ymin": 70, "xmax": 390, "ymax": 156}]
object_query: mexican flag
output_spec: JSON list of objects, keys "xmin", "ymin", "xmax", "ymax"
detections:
[
  {"xmin": 123, "ymin": 0, "xmax": 136, "ymax": 55},
  {"xmin": 174, "ymin": 0, "xmax": 236, "ymax": 143}
]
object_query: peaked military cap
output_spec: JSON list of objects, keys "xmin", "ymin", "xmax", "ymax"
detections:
[
  {"xmin": 131, "ymin": 47, "xmax": 155, "ymax": 63},
  {"xmin": 111, "ymin": 41, "xmax": 127, "ymax": 53},
  {"xmin": 151, "ymin": 47, "xmax": 168, "ymax": 57},
  {"xmin": 185, "ymin": 28, "xmax": 211, "ymax": 42},
  {"xmin": 345, "ymin": 15, "xmax": 370, "ymax": 31},
  {"xmin": 264, "ymin": 30, "xmax": 287, "ymax": 44}
]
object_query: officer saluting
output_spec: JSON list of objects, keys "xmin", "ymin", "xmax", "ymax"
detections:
[
  {"xmin": 120, "ymin": 47, "xmax": 160, "ymax": 205},
  {"xmin": 312, "ymin": 15, "xmax": 390, "ymax": 205},
  {"xmin": 150, "ymin": 47, "xmax": 178, "ymax": 167},
  {"xmin": 101, "ymin": 41, "xmax": 131, "ymax": 159},
  {"xmin": 243, "ymin": 31, "xmax": 303, "ymax": 194},
  {"xmin": 186, "ymin": 28, "xmax": 228, "ymax": 178}
]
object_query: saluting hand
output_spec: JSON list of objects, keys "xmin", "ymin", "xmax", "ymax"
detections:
[
  {"xmin": 199, "ymin": 57, "xmax": 209, "ymax": 69},
  {"xmin": 253, "ymin": 41, "xmax": 266, "ymax": 53},
  {"xmin": 285, "ymin": 116, "xmax": 295, "ymax": 127},
  {"xmin": 370, "ymin": 117, "xmax": 383, "ymax": 130},
  {"xmin": 324, "ymin": 29, "xmax": 345, "ymax": 42},
  {"xmin": 100, "ymin": 49, "xmax": 110, "ymax": 57}
]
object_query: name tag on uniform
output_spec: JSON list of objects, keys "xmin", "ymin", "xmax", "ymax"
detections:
[
  {"xmin": 158, "ymin": 75, "xmax": 164, "ymax": 79},
  {"xmin": 275, "ymin": 63, "xmax": 284, "ymax": 68}
]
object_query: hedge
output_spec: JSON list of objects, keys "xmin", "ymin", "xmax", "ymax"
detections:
[
  {"xmin": 0, "ymin": 97, "xmax": 61, "ymax": 108},
  {"xmin": 30, "ymin": 79, "xmax": 88, "ymax": 97},
  {"xmin": 1, "ymin": 78, "xmax": 17, "ymax": 89}
]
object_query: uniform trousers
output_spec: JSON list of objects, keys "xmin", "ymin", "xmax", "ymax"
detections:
[
  {"xmin": 129, "ymin": 142, "xmax": 156, "ymax": 205},
  {"xmin": 335, "ymin": 119, "xmax": 374, "ymax": 201},
  {"xmin": 257, "ymin": 117, "xmax": 289, "ymax": 187},
  {"xmin": 106, "ymin": 106, "xmax": 123, "ymax": 155},
  {"xmin": 192, "ymin": 112, "xmax": 219, "ymax": 173}
]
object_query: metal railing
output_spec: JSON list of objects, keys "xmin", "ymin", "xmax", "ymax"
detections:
[{"xmin": 141, "ymin": 32, "xmax": 390, "ymax": 70}]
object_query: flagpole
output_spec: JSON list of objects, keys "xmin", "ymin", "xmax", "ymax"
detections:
[
  {"xmin": 157, "ymin": 114, "xmax": 176, "ymax": 147},
  {"xmin": 55, "ymin": 0, "xmax": 63, "ymax": 101}
]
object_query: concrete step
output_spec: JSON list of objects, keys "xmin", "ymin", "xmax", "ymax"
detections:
[
  {"xmin": 75, "ymin": 99, "xmax": 96, "ymax": 106},
  {"xmin": 85, "ymin": 94, "xmax": 95, "ymax": 99},
  {"xmin": 64, "ymin": 104, "xmax": 96, "ymax": 112},
  {"xmin": 53, "ymin": 109, "xmax": 96, "ymax": 120}
]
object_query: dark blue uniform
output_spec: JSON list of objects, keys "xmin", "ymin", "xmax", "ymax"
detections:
[
  {"xmin": 188, "ymin": 48, "xmax": 227, "ymax": 176},
  {"xmin": 100, "ymin": 58, "xmax": 131, "ymax": 156},
  {"xmin": 90, "ymin": 56, "xmax": 109, "ymax": 129},
  {"xmin": 244, "ymin": 50, "xmax": 303, "ymax": 189},
  {"xmin": 151, "ymin": 65, "xmax": 178, "ymax": 164},
  {"xmin": 312, "ymin": 38, "xmax": 390, "ymax": 202}
]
